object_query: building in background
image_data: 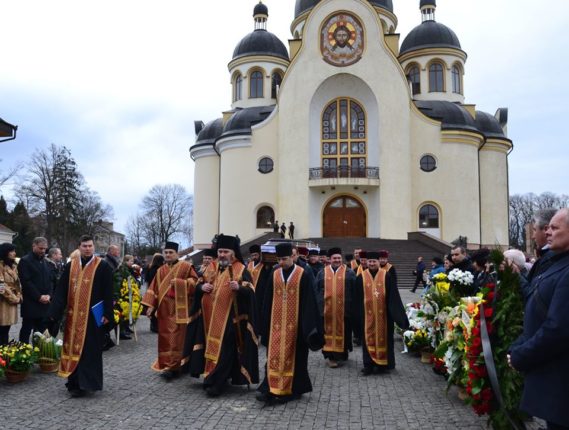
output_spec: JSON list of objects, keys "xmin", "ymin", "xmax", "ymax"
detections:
[{"xmin": 190, "ymin": 0, "xmax": 511, "ymax": 249}]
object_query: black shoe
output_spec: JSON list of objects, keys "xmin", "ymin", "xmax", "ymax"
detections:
[
  {"xmin": 69, "ymin": 389, "xmax": 87, "ymax": 398},
  {"xmin": 360, "ymin": 367, "xmax": 373, "ymax": 376},
  {"xmin": 411, "ymin": 288, "xmax": 417, "ymax": 293},
  {"xmin": 256, "ymin": 392, "xmax": 270, "ymax": 402},
  {"xmin": 205, "ymin": 386, "xmax": 221, "ymax": 397},
  {"xmin": 102, "ymin": 338, "xmax": 116, "ymax": 351},
  {"xmin": 353, "ymin": 337, "xmax": 361, "ymax": 347},
  {"xmin": 161, "ymin": 370, "xmax": 178, "ymax": 380},
  {"xmin": 119, "ymin": 333, "xmax": 132, "ymax": 340}
]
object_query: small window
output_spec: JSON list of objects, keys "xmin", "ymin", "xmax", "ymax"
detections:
[
  {"xmin": 419, "ymin": 205, "xmax": 439, "ymax": 228},
  {"xmin": 420, "ymin": 155, "xmax": 437, "ymax": 172},
  {"xmin": 452, "ymin": 66, "xmax": 462, "ymax": 94},
  {"xmin": 234, "ymin": 75, "xmax": 242, "ymax": 101},
  {"xmin": 271, "ymin": 72, "xmax": 282, "ymax": 99},
  {"xmin": 407, "ymin": 66, "xmax": 420, "ymax": 95},
  {"xmin": 429, "ymin": 63, "xmax": 444, "ymax": 92},
  {"xmin": 256, "ymin": 206, "xmax": 275, "ymax": 228},
  {"xmin": 258, "ymin": 157, "xmax": 274, "ymax": 174},
  {"xmin": 250, "ymin": 71, "xmax": 263, "ymax": 98}
]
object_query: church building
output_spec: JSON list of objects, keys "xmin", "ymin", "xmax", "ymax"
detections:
[{"xmin": 190, "ymin": 0, "xmax": 512, "ymax": 249}]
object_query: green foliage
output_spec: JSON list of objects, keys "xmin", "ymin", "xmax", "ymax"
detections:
[{"xmin": 488, "ymin": 253, "xmax": 528, "ymax": 429}]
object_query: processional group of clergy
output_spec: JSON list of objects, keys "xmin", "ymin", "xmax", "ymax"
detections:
[{"xmin": 53, "ymin": 234, "xmax": 409, "ymax": 402}]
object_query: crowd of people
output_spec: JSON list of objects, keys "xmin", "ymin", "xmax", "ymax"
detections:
[{"xmin": 0, "ymin": 206, "xmax": 568, "ymax": 428}]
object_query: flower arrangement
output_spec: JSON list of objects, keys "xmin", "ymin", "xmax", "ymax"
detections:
[
  {"xmin": 0, "ymin": 341, "xmax": 39, "ymax": 373},
  {"xmin": 0, "ymin": 353, "xmax": 6, "ymax": 378},
  {"xmin": 114, "ymin": 277, "xmax": 143, "ymax": 324},
  {"xmin": 404, "ymin": 329, "xmax": 431, "ymax": 352},
  {"xmin": 448, "ymin": 269, "xmax": 475, "ymax": 299},
  {"xmin": 33, "ymin": 331, "xmax": 63, "ymax": 371}
]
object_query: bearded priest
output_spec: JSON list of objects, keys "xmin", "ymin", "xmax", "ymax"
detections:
[
  {"xmin": 256, "ymin": 242, "xmax": 324, "ymax": 404},
  {"xmin": 48, "ymin": 235, "xmax": 114, "ymax": 397},
  {"xmin": 316, "ymin": 247, "xmax": 356, "ymax": 368},
  {"xmin": 183, "ymin": 234, "xmax": 259, "ymax": 397},
  {"xmin": 142, "ymin": 241, "xmax": 198, "ymax": 379},
  {"xmin": 355, "ymin": 251, "xmax": 409, "ymax": 375}
]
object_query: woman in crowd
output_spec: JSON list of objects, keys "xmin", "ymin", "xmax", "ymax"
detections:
[{"xmin": 0, "ymin": 243, "xmax": 23, "ymax": 345}]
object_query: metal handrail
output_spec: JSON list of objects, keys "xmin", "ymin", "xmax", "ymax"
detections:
[{"xmin": 309, "ymin": 166, "xmax": 379, "ymax": 180}]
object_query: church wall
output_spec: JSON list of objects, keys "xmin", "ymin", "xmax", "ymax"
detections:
[
  {"xmin": 193, "ymin": 154, "xmax": 220, "ymax": 248},
  {"xmin": 410, "ymin": 112, "xmax": 482, "ymax": 245},
  {"xmin": 278, "ymin": 0, "xmax": 414, "ymax": 240},
  {"xmin": 217, "ymin": 111, "xmax": 279, "ymax": 239},
  {"xmin": 479, "ymin": 144, "xmax": 510, "ymax": 247}
]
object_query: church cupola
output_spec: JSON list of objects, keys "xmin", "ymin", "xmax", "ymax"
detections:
[
  {"xmin": 420, "ymin": 0, "xmax": 436, "ymax": 22},
  {"xmin": 399, "ymin": 0, "xmax": 467, "ymax": 104},
  {"xmin": 254, "ymin": 1, "xmax": 268, "ymax": 30},
  {"xmin": 228, "ymin": 2, "xmax": 290, "ymax": 110}
]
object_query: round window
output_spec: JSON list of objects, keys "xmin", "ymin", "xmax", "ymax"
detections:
[
  {"xmin": 258, "ymin": 157, "xmax": 274, "ymax": 174},
  {"xmin": 420, "ymin": 155, "xmax": 437, "ymax": 172}
]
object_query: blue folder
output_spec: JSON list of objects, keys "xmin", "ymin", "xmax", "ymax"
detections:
[{"xmin": 91, "ymin": 300, "xmax": 105, "ymax": 327}]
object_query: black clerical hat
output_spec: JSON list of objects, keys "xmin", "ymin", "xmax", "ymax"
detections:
[
  {"xmin": 203, "ymin": 248, "xmax": 217, "ymax": 258},
  {"xmin": 378, "ymin": 250, "xmax": 389, "ymax": 258},
  {"xmin": 164, "ymin": 241, "xmax": 179, "ymax": 252},
  {"xmin": 249, "ymin": 244, "xmax": 261, "ymax": 254},
  {"xmin": 359, "ymin": 251, "xmax": 367, "ymax": 258},
  {"xmin": 275, "ymin": 243, "xmax": 293, "ymax": 257},
  {"xmin": 327, "ymin": 247, "xmax": 342, "ymax": 257},
  {"xmin": 216, "ymin": 234, "xmax": 239, "ymax": 252},
  {"xmin": 308, "ymin": 249, "xmax": 319, "ymax": 256},
  {"xmin": 366, "ymin": 251, "xmax": 380, "ymax": 260},
  {"xmin": 319, "ymin": 249, "xmax": 327, "ymax": 256}
]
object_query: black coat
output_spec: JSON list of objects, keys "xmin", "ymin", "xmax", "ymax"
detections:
[
  {"xmin": 510, "ymin": 251, "xmax": 569, "ymax": 427},
  {"xmin": 17, "ymin": 253, "xmax": 56, "ymax": 319}
]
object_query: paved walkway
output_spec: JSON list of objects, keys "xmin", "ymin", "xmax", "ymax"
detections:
[{"xmin": 2, "ymin": 290, "xmax": 541, "ymax": 429}]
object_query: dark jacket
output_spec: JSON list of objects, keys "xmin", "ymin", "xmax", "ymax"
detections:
[
  {"xmin": 453, "ymin": 257, "xmax": 475, "ymax": 275},
  {"xmin": 510, "ymin": 251, "xmax": 569, "ymax": 427},
  {"xmin": 104, "ymin": 254, "xmax": 120, "ymax": 272},
  {"xmin": 17, "ymin": 252, "xmax": 56, "ymax": 319}
]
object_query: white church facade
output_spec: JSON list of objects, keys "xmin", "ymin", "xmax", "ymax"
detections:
[{"xmin": 190, "ymin": 0, "xmax": 512, "ymax": 249}]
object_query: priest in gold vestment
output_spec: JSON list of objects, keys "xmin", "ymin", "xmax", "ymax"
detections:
[
  {"xmin": 184, "ymin": 234, "xmax": 259, "ymax": 397},
  {"xmin": 355, "ymin": 250, "xmax": 409, "ymax": 375},
  {"xmin": 142, "ymin": 241, "xmax": 198, "ymax": 379},
  {"xmin": 257, "ymin": 243, "xmax": 323, "ymax": 404},
  {"xmin": 49, "ymin": 235, "xmax": 114, "ymax": 397}
]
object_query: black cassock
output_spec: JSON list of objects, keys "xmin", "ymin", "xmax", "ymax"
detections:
[
  {"xmin": 183, "ymin": 269, "xmax": 259, "ymax": 390},
  {"xmin": 316, "ymin": 266, "xmax": 356, "ymax": 361},
  {"xmin": 257, "ymin": 264, "xmax": 324, "ymax": 397},
  {"xmin": 253, "ymin": 263, "xmax": 276, "ymax": 330},
  {"xmin": 49, "ymin": 257, "xmax": 114, "ymax": 391},
  {"xmin": 355, "ymin": 269, "xmax": 409, "ymax": 370}
]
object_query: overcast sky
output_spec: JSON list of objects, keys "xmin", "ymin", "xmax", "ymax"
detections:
[{"xmin": 1, "ymin": 0, "xmax": 568, "ymax": 234}]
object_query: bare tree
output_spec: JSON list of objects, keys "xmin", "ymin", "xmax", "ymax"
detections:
[
  {"xmin": 140, "ymin": 184, "xmax": 192, "ymax": 245},
  {"xmin": 0, "ymin": 159, "xmax": 21, "ymax": 191}
]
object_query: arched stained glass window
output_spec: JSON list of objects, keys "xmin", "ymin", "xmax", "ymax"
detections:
[
  {"xmin": 271, "ymin": 72, "xmax": 282, "ymax": 99},
  {"xmin": 321, "ymin": 98, "xmax": 367, "ymax": 178},
  {"xmin": 234, "ymin": 74, "xmax": 242, "ymax": 101}
]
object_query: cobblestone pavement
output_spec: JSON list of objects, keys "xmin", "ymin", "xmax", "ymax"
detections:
[{"xmin": 2, "ymin": 290, "xmax": 542, "ymax": 429}]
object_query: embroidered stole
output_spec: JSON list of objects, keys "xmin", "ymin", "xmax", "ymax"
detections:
[
  {"xmin": 247, "ymin": 261, "xmax": 263, "ymax": 290},
  {"xmin": 59, "ymin": 257, "xmax": 101, "ymax": 378},
  {"xmin": 267, "ymin": 265, "xmax": 303, "ymax": 396},
  {"xmin": 155, "ymin": 262, "xmax": 193, "ymax": 324},
  {"xmin": 202, "ymin": 261, "xmax": 245, "ymax": 376},
  {"xmin": 350, "ymin": 260, "xmax": 359, "ymax": 271},
  {"xmin": 362, "ymin": 269, "xmax": 388, "ymax": 366},
  {"xmin": 323, "ymin": 265, "xmax": 346, "ymax": 353}
]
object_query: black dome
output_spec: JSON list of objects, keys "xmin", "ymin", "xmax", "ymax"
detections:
[
  {"xmin": 233, "ymin": 29, "xmax": 288, "ymax": 61},
  {"xmin": 415, "ymin": 101, "xmax": 479, "ymax": 134},
  {"xmin": 220, "ymin": 106, "xmax": 276, "ymax": 139},
  {"xmin": 254, "ymin": 2, "xmax": 268, "ymax": 16},
  {"xmin": 196, "ymin": 118, "xmax": 224, "ymax": 145},
  {"xmin": 475, "ymin": 111, "xmax": 508, "ymax": 140},
  {"xmin": 420, "ymin": 0, "xmax": 436, "ymax": 7},
  {"xmin": 294, "ymin": 0, "xmax": 393, "ymax": 18},
  {"xmin": 400, "ymin": 21, "xmax": 461, "ymax": 55}
]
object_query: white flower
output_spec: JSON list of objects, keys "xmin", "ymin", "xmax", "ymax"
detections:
[{"xmin": 55, "ymin": 339, "xmax": 63, "ymax": 347}]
